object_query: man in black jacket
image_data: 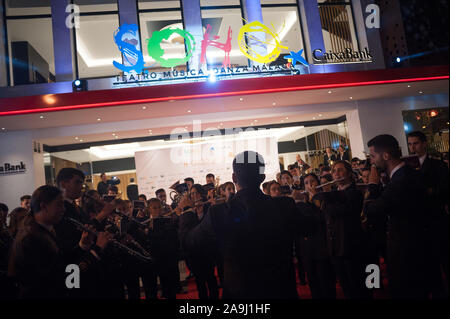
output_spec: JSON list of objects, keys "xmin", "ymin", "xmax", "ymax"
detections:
[
  {"xmin": 179, "ymin": 151, "xmax": 299, "ymax": 299},
  {"xmin": 407, "ymin": 131, "xmax": 448, "ymax": 298},
  {"xmin": 364, "ymin": 134, "xmax": 428, "ymax": 299}
]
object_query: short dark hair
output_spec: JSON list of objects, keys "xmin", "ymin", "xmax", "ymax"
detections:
[
  {"xmin": 232, "ymin": 151, "xmax": 265, "ymax": 188},
  {"xmin": 190, "ymin": 184, "xmax": 207, "ymax": 200},
  {"xmin": 56, "ymin": 168, "xmax": 85, "ymax": 187},
  {"xmin": 320, "ymin": 173, "xmax": 333, "ymax": 182},
  {"xmin": 351, "ymin": 157, "xmax": 360, "ymax": 163},
  {"xmin": 0, "ymin": 203, "xmax": 8, "ymax": 213},
  {"xmin": 321, "ymin": 166, "xmax": 331, "ymax": 173},
  {"xmin": 155, "ymin": 188, "xmax": 165, "ymax": 196},
  {"xmin": 280, "ymin": 170, "xmax": 292, "ymax": 178},
  {"xmin": 206, "ymin": 173, "xmax": 215, "ymax": 179},
  {"xmin": 303, "ymin": 173, "xmax": 320, "ymax": 186},
  {"xmin": 407, "ymin": 131, "xmax": 427, "ymax": 142},
  {"xmin": 30, "ymin": 185, "xmax": 61, "ymax": 215},
  {"xmin": 20, "ymin": 195, "xmax": 31, "ymax": 202},
  {"xmin": 138, "ymin": 194, "xmax": 147, "ymax": 200},
  {"xmin": 367, "ymin": 134, "xmax": 402, "ymax": 159},
  {"xmin": 148, "ymin": 198, "xmax": 161, "ymax": 206},
  {"xmin": 100, "ymin": 173, "xmax": 106, "ymax": 178},
  {"xmin": 184, "ymin": 177, "xmax": 194, "ymax": 183},
  {"xmin": 108, "ymin": 185, "xmax": 119, "ymax": 193},
  {"xmin": 332, "ymin": 160, "xmax": 354, "ymax": 175}
]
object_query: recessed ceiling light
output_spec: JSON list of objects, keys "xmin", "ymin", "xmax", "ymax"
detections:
[
  {"xmin": 272, "ymin": 102, "xmax": 276, "ymax": 106},
  {"xmin": 254, "ymin": 120, "xmax": 258, "ymax": 122},
  {"xmin": 97, "ymin": 118, "xmax": 101, "ymax": 121},
  {"xmin": 349, "ymin": 97, "xmax": 353, "ymax": 99},
  {"xmin": 407, "ymin": 85, "xmax": 411, "ymax": 88},
  {"xmin": 328, "ymin": 91, "xmax": 332, "ymax": 94},
  {"xmin": 148, "ymin": 129, "xmax": 152, "ymax": 132},
  {"xmin": 40, "ymin": 115, "xmax": 44, "ymax": 119},
  {"xmin": 280, "ymin": 120, "xmax": 284, "ymax": 123},
  {"xmin": 115, "ymin": 136, "xmax": 119, "ymax": 139},
  {"xmin": 187, "ymin": 110, "xmax": 191, "ymax": 113},
  {"xmin": 112, "ymin": 133, "xmax": 116, "ymax": 136},
  {"xmin": 313, "ymin": 117, "xmax": 316, "ymax": 120},
  {"xmin": 1, "ymin": 128, "xmax": 5, "ymax": 130},
  {"xmin": 239, "ymin": 98, "xmax": 243, "ymax": 101},
  {"xmin": 419, "ymin": 91, "xmax": 423, "ymax": 94},
  {"xmin": 318, "ymin": 114, "xmax": 323, "ymax": 117},
  {"xmin": 285, "ymin": 117, "xmax": 289, "ymax": 120},
  {"xmin": 422, "ymin": 125, "xmax": 426, "ymax": 129},
  {"xmin": 79, "ymin": 139, "xmax": 84, "ymax": 142},
  {"xmin": 220, "ymin": 123, "xmax": 223, "ymax": 126},
  {"xmin": 142, "ymin": 106, "xmax": 147, "ymax": 110},
  {"xmin": 75, "ymin": 137, "xmax": 79, "ymax": 140}
]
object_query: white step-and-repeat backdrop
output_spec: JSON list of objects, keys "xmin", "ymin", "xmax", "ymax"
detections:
[{"xmin": 135, "ymin": 136, "xmax": 279, "ymax": 201}]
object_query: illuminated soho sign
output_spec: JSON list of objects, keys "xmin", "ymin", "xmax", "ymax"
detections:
[{"xmin": 112, "ymin": 22, "xmax": 309, "ymax": 74}]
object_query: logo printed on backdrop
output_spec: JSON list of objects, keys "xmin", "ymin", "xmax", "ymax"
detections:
[{"xmin": 113, "ymin": 21, "xmax": 308, "ymax": 74}]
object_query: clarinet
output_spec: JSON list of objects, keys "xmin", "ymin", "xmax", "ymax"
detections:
[{"xmin": 64, "ymin": 217, "xmax": 153, "ymax": 263}]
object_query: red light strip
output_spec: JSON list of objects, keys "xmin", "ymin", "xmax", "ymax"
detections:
[{"xmin": 0, "ymin": 75, "xmax": 448, "ymax": 116}]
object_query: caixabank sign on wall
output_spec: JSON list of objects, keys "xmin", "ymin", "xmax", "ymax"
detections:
[{"xmin": 0, "ymin": 162, "xmax": 27, "ymax": 175}]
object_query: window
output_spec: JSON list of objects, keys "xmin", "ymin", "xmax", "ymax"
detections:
[
  {"xmin": 138, "ymin": 1, "xmax": 186, "ymax": 72},
  {"xmin": 73, "ymin": 1, "xmax": 120, "ymax": 78},
  {"xmin": 138, "ymin": 0, "xmax": 181, "ymax": 10},
  {"xmin": 5, "ymin": 0, "xmax": 54, "ymax": 85},
  {"xmin": 261, "ymin": 5, "xmax": 304, "ymax": 66},
  {"xmin": 318, "ymin": 0, "xmax": 360, "ymax": 61}
]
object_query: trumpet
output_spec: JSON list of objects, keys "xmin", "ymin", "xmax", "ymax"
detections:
[{"xmin": 64, "ymin": 217, "xmax": 153, "ymax": 263}]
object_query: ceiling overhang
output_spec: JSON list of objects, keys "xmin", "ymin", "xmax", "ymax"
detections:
[{"xmin": 0, "ymin": 65, "xmax": 448, "ymax": 117}]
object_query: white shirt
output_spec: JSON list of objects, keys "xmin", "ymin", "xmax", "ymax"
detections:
[
  {"xmin": 389, "ymin": 162, "xmax": 406, "ymax": 179},
  {"xmin": 419, "ymin": 154, "xmax": 427, "ymax": 167}
]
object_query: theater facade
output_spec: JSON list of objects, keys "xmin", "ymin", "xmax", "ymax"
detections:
[{"xmin": 0, "ymin": 0, "xmax": 448, "ymax": 209}]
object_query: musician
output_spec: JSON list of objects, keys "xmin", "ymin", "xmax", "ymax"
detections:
[
  {"xmin": 364, "ymin": 134, "xmax": 428, "ymax": 299},
  {"xmin": 184, "ymin": 178, "xmax": 194, "ymax": 191},
  {"xmin": 296, "ymin": 174, "xmax": 336, "ymax": 299},
  {"xmin": 407, "ymin": 131, "xmax": 448, "ymax": 298},
  {"xmin": 206, "ymin": 173, "xmax": 215, "ymax": 185},
  {"xmin": 142, "ymin": 198, "xmax": 179, "ymax": 299},
  {"xmin": 54, "ymin": 168, "xmax": 123, "ymax": 298},
  {"xmin": 323, "ymin": 147, "xmax": 337, "ymax": 167},
  {"xmin": 108, "ymin": 185, "xmax": 119, "ymax": 197},
  {"xmin": 319, "ymin": 174, "xmax": 333, "ymax": 193},
  {"xmin": 222, "ymin": 182, "xmax": 236, "ymax": 202},
  {"xmin": 179, "ymin": 151, "xmax": 300, "ymax": 299},
  {"xmin": 317, "ymin": 161, "xmax": 371, "ymax": 299},
  {"xmin": 7, "ymin": 185, "xmax": 112, "ymax": 299},
  {"xmin": 178, "ymin": 184, "xmax": 219, "ymax": 299},
  {"xmin": 269, "ymin": 181, "xmax": 281, "ymax": 198},
  {"xmin": 360, "ymin": 167, "xmax": 370, "ymax": 184},
  {"xmin": 280, "ymin": 170, "xmax": 293, "ymax": 187},
  {"xmin": 262, "ymin": 181, "xmax": 271, "ymax": 195}
]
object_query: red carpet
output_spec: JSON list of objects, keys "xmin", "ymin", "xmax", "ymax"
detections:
[{"xmin": 174, "ymin": 258, "xmax": 390, "ymax": 299}]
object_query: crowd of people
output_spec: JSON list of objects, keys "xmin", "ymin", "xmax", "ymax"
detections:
[{"xmin": 0, "ymin": 131, "xmax": 448, "ymax": 299}]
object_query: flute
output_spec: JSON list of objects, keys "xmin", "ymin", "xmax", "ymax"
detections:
[{"xmin": 315, "ymin": 177, "xmax": 346, "ymax": 189}]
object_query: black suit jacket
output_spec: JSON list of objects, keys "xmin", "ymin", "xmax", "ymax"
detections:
[
  {"xmin": 314, "ymin": 185, "xmax": 367, "ymax": 258},
  {"xmin": 364, "ymin": 165, "xmax": 428, "ymax": 298},
  {"xmin": 8, "ymin": 216, "xmax": 67, "ymax": 298},
  {"xmin": 323, "ymin": 154, "xmax": 337, "ymax": 167},
  {"xmin": 179, "ymin": 188, "xmax": 300, "ymax": 299}
]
